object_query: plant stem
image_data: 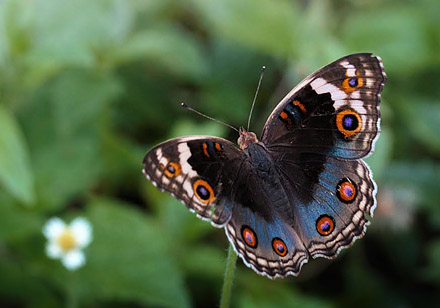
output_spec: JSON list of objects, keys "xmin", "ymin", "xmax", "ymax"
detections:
[
  {"xmin": 67, "ymin": 271, "xmax": 78, "ymax": 308},
  {"xmin": 220, "ymin": 244, "xmax": 238, "ymax": 308}
]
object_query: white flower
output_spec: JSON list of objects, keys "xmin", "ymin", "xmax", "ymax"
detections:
[{"xmin": 42, "ymin": 217, "xmax": 93, "ymax": 270}]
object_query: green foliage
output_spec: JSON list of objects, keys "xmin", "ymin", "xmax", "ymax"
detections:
[
  {"xmin": 0, "ymin": 0, "xmax": 439, "ymax": 307},
  {"xmin": 82, "ymin": 198, "xmax": 191, "ymax": 308},
  {"xmin": 0, "ymin": 106, "xmax": 34, "ymax": 204}
]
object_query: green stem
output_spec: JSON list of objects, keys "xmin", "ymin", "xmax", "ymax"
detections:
[
  {"xmin": 220, "ymin": 244, "xmax": 238, "ymax": 308},
  {"xmin": 66, "ymin": 271, "xmax": 79, "ymax": 308}
]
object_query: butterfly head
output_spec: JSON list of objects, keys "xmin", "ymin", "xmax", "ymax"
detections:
[{"xmin": 238, "ymin": 127, "xmax": 258, "ymax": 149}]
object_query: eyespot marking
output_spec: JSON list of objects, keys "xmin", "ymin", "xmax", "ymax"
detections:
[
  {"xmin": 162, "ymin": 161, "xmax": 181, "ymax": 178},
  {"xmin": 193, "ymin": 179, "xmax": 216, "ymax": 204},
  {"xmin": 348, "ymin": 78, "xmax": 358, "ymax": 87},
  {"xmin": 337, "ymin": 177, "xmax": 357, "ymax": 203},
  {"xmin": 272, "ymin": 238, "xmax": 288, "ymax": 256},
  {"xmin": 341, "ymin": 71, "xmax": 364, "ymax": 93},
  {"xmin": 316, "ymin": 215, "xmax": 335, "ymax": 236},
  {"xmin": 336, "ymin": 109, "xmax": 362, "ymax": 139},
  {"xmin": 241, "ymin": 226, "xmax": 258, "ymax": 248}
]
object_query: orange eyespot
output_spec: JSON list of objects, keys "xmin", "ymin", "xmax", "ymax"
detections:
[
  {"xmin": 341, "ymin": 71, "xmax": 364, "ymax": 93},
  {"xmin": 316, "ymin": 215, "xmax": 335, "ymax": 236},
  {"xmin": 280, "ymin": 111, "xmax": 288, "ymax": 120},
  {"xmin": 337, "ymin": 178, "xmax": 357, "ymax": 203},
  {"xmin": 336, "ymin": 109, "xmax": 362, "ymax": 139},
  {"xmin": 163, "ymin": 162, "xmax": 181, "ymax": 178},
  {"xmin": 193, "ymin": 179, "xmax": 216, "ymax": 204},
  {"xmin": 293, "ymin": 100, "xmax": 307, "ymax": 113},
  {"xmin": 272, "ymin": 238, "xmax": 288, "ymax": 256},
  {"xmin": 242, "ymin": 226, "xmax": 258, "ymax": 248}
]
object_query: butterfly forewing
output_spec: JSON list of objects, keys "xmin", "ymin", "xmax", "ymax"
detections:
[
  {"xmin": 262, "ymin": 53, "xmax": 386, "ymax": 159},
  {"xmin": 142, "ymin": 136, "xmax": 245, "ymax": 227}
]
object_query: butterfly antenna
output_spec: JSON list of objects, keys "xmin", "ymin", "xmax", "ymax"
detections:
[
  {"xmin": 181, "ymin": 103, "xmax": 239, "ymax": 133},
  {"xmin": 247, "ymin": 66, "xmax": 266, "ymax": 131}
]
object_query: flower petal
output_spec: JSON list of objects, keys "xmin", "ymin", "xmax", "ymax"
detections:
[
  {"xmin": 46, "ymin": 241, "xmax": 63, "ymax": 259},
  {"xmin": 62, "ymin": 249, "xmax": 85, "ymax": 271},
  {"xmin": 42, "ymin": 217, "xmax": 66, "ymax": 240},
  {"xmin": 69, "ymin": 217, "xmax": 93, "ymax": 248}
]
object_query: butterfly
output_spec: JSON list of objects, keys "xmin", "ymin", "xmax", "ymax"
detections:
[{"xmin": 142, "ymin": 53, "xmax": 386, "ymax": 279}]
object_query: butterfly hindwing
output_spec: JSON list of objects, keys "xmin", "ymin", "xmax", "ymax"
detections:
[
  {"xmin": 218, "ymin": 153, "xmax": 310, "ymax": 278},
  {"xmin": 262, "ymin": 53, "xmax": 386, "ymax": 159},
  {"xmin": 142, "ymin": 136, "xmax": 245, "ymax": 226},
  {"xmin": 225, "ymin": 205, "xmax": 309, "ymax": 278},
  {"xmin": 273, "ymin": 154, "xmax": 376, "ymax": 259}
]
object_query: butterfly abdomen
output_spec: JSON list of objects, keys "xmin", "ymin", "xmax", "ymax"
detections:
[{"xmin": 242, "ymin": 142, "xmax": 295, "ymax": 222}]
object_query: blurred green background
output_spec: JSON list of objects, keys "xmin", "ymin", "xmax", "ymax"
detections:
[{"xmin": 0, "ymin": 0, "xmax": 439, "ymax": 307}]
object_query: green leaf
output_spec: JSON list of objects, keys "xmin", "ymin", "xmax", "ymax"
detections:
[
  {"xmin": 169, "ymin": 120, "xmax": 227, "ymax": 139},
  {"xmin": 293, "ymin": 0, "xmax": 345, "ymax": 67},
  {"xmin": 181, "ymin": 245, "xmax": 226, "ymax": 278},
  {"xmin": 400, "ymin": 99, "xmax": 440, "ymax": 153},
  {"xmin": 0, "ymin": 259, "xmax": 58, "ymax": 307},
  {"xmin": 342, "ymin": 7, "xmax": 431, "ymax": 74},
  {"xmin": 82, "ymin": 198, "xmax": 191, "ymax": 308},
  {"xmin": 426, "ymin": 240, "xmax": 440, "ymax": 283},
  {"xmin": 190, "ymin": 0, "xmax": 299, "ymax": 58},
  {"xmin": 19, "ymin": 70, "xmax": 122, "ymax": 209},
  {"xmin": 0, "ymin": 193, "xmax": 42, "ymax": 241},
  {"xmin": 111, "ymin": 25, "xmax": 208, "ymax": 80},
  {"xmin": 383, "ymin": 162, "xmax": 440, "ymax": 227},
  {"xmin": 364, "ymin": 127, "xmax": 393, "ymax": 182},
  {"xmin": 0, "ymin": 105, "xmax": 34, "ymax": 204},
  {"xmin": 236, "ymin": 274, "xmax": 334, "ymax": 308},
  {"xmin": 22, "ymin": 0, "xmax": 135, "ymax": 85},
  {"xmin": 50, "ymin": 70, "xmax": 122, "ymax": 137},
  {"xmin": 144, "ymin": 183, "xmax": 213, "ymax": 246}
]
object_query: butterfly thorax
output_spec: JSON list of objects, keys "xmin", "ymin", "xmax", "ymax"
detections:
[{"xmin": 237, "ymin": 127, "xmax": 258, "ymax": 150}]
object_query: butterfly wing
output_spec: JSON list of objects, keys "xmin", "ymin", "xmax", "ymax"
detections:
[
  {"xmin": 142, "ymin": 136, "xmax": 246, "ymax": 227},
  {"xmin": 225, "ymin": 206, "xmax": 309, "ymax": 279},
  {"xmin": 261, "ymin": 53, "xmax": 386, "ymax": 261},
  {"xmin": 221, "ymin": 154, "xmax": 309, "ymax": 279},
  {"xmin": 262, "ymin": 53, "xmax": 386, "ymax": 159},
  {"xmin": 271, "ymin": 153, "xmax": 376, "ymax": 259}
]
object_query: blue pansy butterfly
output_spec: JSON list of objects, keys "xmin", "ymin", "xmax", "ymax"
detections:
[{"xmin": 143, "ymin": 53, "xmax": 386, "ymax": 278}]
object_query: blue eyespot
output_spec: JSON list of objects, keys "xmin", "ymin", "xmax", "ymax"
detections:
[
  {"xmin": 336, "ymin": 178, "xmax": 357, "ymax": 203},
  {"xmin": 193, "ymin": 179, "xmax": 215, "ymax": 204},
  {"xmin": 316, "ymin": 215, "xmax": 335, "ymax": 236},
  {"xmin": 348, "ymin": 78, "xmax": 358, "ymax": 87},
  {"xmin": 342, "ymin": 114, "xmax": 358, "ymax": 131},
  {"xmin": 196, "ymin": 185, "xmax": 209, "ymax": 200},
  {"xmin": 242, "ymin": 226, "xmax": 258, "ymax": 248},
  {"xmin": 167, "ymin": 165, "xmax": 176, "ymax": 173},
  {"xmin": 272, "ymin": 238, "xmax": 288, "ymax": 256}
]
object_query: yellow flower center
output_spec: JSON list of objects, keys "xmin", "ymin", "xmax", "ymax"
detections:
[{"xmin": 57, "ymin": 229, "xmax": 77, "ymax": 252}]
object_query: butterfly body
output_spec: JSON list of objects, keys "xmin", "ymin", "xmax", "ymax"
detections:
[{"xmin": 143, "ymin": 53, "xmax": 386, "ymax": 278}]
